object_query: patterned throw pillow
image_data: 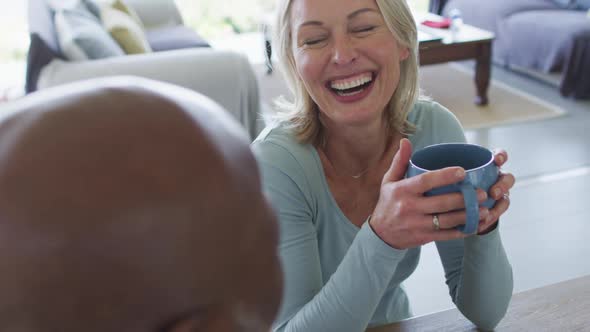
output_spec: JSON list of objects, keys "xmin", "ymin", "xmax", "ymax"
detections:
[
  {"xmin": 100, "ymin": 0, "xmax": 152, "ymax": 54},
  {"xmin": 54, "ymin": 1, "xmax": 125, "ymax": 61}
]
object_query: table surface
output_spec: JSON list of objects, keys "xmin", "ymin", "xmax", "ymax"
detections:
[
  {"xmin": 413, "ymin": 12, "xmax": 495, "ymax": 105},
  {"xmin": 416, "ymin": 13, "xmax": 494, "ymax": 45},
  {"xmin": 368, "ymin": 275, "xmax": 590, "ymax": 332}
]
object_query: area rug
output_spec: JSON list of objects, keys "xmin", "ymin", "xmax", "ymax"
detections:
[
  {"xmin": 419, "ymin": 64, "xmax": 566, "ymax": 130},
  {"xmin": 254, "ymin": 63, "xmax": 566, "ymax": 130}
]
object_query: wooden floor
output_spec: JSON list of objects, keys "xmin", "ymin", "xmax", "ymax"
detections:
[{"xmin": 403, "ymin": 64, "xmax": 590, "ymax": 316}]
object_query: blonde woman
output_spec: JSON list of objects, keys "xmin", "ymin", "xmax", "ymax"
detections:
[{"xmin": 252, "ymin": 0, "xmax": 515, "ymax": 331}]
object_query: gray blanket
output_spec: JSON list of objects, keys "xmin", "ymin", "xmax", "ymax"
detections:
[{"xmin": 443, "ymin": 0, "xmax": 590, "ymax": 98}]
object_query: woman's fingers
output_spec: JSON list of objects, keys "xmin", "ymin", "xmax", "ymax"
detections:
[
  {"xmin": 404, "ymin": 166, "xmax": 465, "ymax": 195},
  {"xmin": 430, "ymin": 207, "xmax": 490, "ymax": 231},
  {"xmin": 493, "ymin": 148, "xmax": 508, "ymax": 166},
  {"xmin": 420, "ymin": 189, "xmax": 488, "ymax": 214},
  {"xmin": 489, "ymin": 172, "xmax": 516, "ymax": 200},
  {"xmin": 478, "ymin": 193, "xmax": 510, "ymax": 232},
  {"xmin": 382, "ymin": 138, "xmax": 413, "ymax": 184}
]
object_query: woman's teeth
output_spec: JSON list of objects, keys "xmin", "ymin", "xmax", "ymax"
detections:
[{"xmin": 330, "ymin": 73, "xmax": 373, "ymax": 96}]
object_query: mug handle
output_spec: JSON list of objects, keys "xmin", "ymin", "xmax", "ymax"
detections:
[{"xmin": 457, "ymin": 182, "xmax": 479, "ymax": 234}]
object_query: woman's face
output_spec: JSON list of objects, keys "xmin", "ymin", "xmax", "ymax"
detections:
[{"xmin": 290, "ymin": 0, "xmax": 409, "ymax": 127}]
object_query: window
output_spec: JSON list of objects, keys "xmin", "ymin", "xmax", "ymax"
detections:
[
  {"xmin": 176, "ymin": 0, "xmax": 277, "ymax": 40},
  {"xmin": 176, "ymin": 0, "xmax": 429, "ymax": 40},
  {"xmin": 0, "ymin": 3, "xmax": 27, "ymax": 96}
]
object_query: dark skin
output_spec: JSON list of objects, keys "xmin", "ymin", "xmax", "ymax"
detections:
[{"xmin": 0, "ymin": 78, "xmax": 282, "ymax": 332}]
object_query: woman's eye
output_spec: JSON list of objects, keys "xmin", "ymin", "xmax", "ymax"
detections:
[
  {"xmin": 303, "ymin": 38, "xmax": 326, "ymax": 46},
  {"xmin": 353, "ymin": 26, "xmax": 376, "ymax": 33}
]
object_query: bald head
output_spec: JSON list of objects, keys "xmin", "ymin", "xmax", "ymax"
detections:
[{"xmin": 0, "ymin": 78, "xmax": 281, "ymax": 331}]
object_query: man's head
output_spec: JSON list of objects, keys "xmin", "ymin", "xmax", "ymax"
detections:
[{"xmin": 0, "ymin": 77, "xmax": 282, "ymax": 331}]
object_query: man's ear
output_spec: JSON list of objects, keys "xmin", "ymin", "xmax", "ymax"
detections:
[
  {"xmin": 164, "ymin": 308, "xmax": 234, "ymax": 332},
  {"xmin": 162, "ymin": 314, "xmax": 205, "ymax": 332}
]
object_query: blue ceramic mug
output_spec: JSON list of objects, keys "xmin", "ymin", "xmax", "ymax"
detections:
[{"xmin": 406, "ymin": 143, "xmax": 499, "ymax": 234}]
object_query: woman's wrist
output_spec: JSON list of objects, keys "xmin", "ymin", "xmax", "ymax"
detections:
[
  {"xmin": 477, "ymin": 220, "xmax": 499, "ymax": 236},
  {"xmin": 367, "ymin": 214, "xmax": 405, "ymax": 250}
]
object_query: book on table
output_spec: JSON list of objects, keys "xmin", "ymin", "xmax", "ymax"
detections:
[{"xmin": 418, "ymin": 30, "xmax": 443, "ymax": 45}]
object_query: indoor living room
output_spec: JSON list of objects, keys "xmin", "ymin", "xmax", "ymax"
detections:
[
  {"xmin": 1, "ymin": 0, "xmax": 590, "ymax": 330},
  {"xmin": 210, "ymin": 3, "xmax": 590, "ymax": 325}
]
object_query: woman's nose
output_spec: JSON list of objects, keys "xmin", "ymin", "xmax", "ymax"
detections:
[{"xmin": 331, "ymin": 36, "xmax": 357, "ymax": 65}]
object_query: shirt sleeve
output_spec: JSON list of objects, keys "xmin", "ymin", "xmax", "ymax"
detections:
[
  {"xmin": 436, "ymin": 229, "xmax": 513, "ymax": 331},
  {"xmin": 252, "ymin": 141, "xmax": 409, "ymax": 332},
  {"xmin": 426, "ymin": 103, "xmax": 514, "ymax": 330}
]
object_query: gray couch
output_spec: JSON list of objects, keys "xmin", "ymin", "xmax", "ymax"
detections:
[
  {"xmin": 430, "ymin": 0, "xmax": 590, "ymax": 99},
  {"xmin": 26, "ymin": 0, "xmax": 264, "ymax": 140}
]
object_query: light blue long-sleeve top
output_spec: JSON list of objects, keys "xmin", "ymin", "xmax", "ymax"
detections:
[{"xmin": 252, "ymin": 100, "xmax": 513, "ymax": 332}]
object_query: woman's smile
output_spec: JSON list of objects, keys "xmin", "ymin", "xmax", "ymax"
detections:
[
  {"xmin": 290, "ymin": 0, "xmax": 409, "ymax": 126},
  {"xmin": 326, "ymin": 71, "xmax": 377, "ymax": 103}
]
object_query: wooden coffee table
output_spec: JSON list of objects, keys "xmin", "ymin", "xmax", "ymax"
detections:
[{"xmin": 418, "ymin": 15, "xmax": 494, "ymax": 106}]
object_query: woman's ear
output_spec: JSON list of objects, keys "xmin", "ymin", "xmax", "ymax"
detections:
[{"xmin": 400, "ymin": 46, "xmax": 410, "ymax": 61}]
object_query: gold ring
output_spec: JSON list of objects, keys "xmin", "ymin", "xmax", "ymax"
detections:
[{"xmin": 432, "ymin": 214, "xmax": 440, "ymax": 231}]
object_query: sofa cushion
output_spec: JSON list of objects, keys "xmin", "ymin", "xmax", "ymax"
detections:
[
  {"xmin": 26, "ymin": 34, "xmax": 62, "ymax": 93},
  {"xmin": 553, "ymin": 0, "xmax": 573, "ymax": 7},
  {"xmin": 443, "ymin": 0, "xmax": 558, "ymax": 34},
  {"xmin": 27, "ymin": 0, "xmax": 61, "ymax": 93},
  {"xmin": 552, "ymin": 0, "xmax": 590, "ymax": 10},
  {"xmin": 54, "ymin": 5, "xmax": 125, "ymax": 61},
  {"xmin": 146, "ymin": 26, "xmax": 210, "ymax": 52},
  {"xmin": 503, "ymin": 9, "xmax": 590, "ymax": 97},
  {"xmin": 502, "ymin": 9, "xmax": 590, "ymax": 70},
  {"xmin": 101, "ymin": 0, "xmax": 152, "ymax": 54},
  {"xmin": 572, "ymin": 0, "xmax": 590, "ymax": 9}
]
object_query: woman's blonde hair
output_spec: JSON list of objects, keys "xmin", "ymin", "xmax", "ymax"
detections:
[{"xmin": 271, "ymin": 0, "xmax": 419, "ymax": 144}]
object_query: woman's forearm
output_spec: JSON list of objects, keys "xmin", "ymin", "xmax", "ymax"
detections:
[
  {"xmin": 454, "ymin": 228, "xmax": 513, "ymax": 330},
  {"xmin": 276, "ymin": 223, "xmax": 407, "ymax": 332}
]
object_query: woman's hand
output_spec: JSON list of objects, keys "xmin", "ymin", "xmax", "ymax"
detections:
[
  {"xmin": 369, "ymin": 139, "xmax": 489, "ymax": 249},
  {"xmin": 476, "ymin": 149, "xmax": 515, "ymax": 234}
]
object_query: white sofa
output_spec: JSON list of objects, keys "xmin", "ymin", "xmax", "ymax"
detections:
[{"xmin": 27, "ymin": 0, "xmax": 264, "ymax": 139}]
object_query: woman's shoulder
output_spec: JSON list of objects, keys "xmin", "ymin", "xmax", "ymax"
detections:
[
  {"xmin": 253, "ymin": 124, "xmax": 311, "ymax": 160},
  {"xmin": 407, "ymin": 98, "xmax": 466, "ymax": 148},
  {"xmin": 251, "ymin": 124, "xmax": 319, "ymax": 176},
  {"xmin": 253, "ymin": 123, "xmax": 298, "ymax": 148},
  {"xmin": 252, "ymin": 124, "xmax": 324, "ymax": 208},
  {"xmin": 408, "ymin": 99, "xmax": 460, "ymax": 124}
]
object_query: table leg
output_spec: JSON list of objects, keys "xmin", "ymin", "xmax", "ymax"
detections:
[
  {"xmin": 474, "ymin": 42, "xmax": 491, "ymax": 105},
  {"xmin": 262, "ymin": 24, "xmax": 274, "ymax": 75}
]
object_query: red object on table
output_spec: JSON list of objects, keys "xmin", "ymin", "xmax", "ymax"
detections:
[{"xmin": 422, "ymin": 18, "xmax": 452, "ymax": 29}]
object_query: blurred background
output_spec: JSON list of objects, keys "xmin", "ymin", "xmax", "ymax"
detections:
[{"xmin": 0, "ymin": 0, "xmax": 429, "ymax": 98}]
